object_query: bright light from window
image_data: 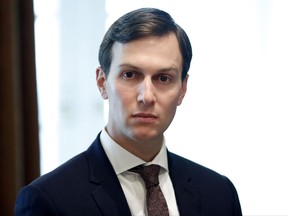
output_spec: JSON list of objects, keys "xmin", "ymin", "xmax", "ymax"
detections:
[{"xmin": 34, "ymin": 0, "xmax": 61, "ymax": 174}]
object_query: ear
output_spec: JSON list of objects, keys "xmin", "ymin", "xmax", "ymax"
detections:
[
  {"xmin": 177, "ymin": 75, "xmax": 189, "ymax": 106},
  {"xmin": 96, "ymin": 67, "xmax": 108, "ymax": 99}
]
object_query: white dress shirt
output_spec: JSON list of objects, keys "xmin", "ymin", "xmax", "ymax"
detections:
[{"xmin": 100, "ymin": 129, "xmax": 180, "ymax": 216}]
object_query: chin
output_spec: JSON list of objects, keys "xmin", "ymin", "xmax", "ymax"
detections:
[{"xmin": 130, "ymin": 129, "xmax": 162, "ymax": 142}]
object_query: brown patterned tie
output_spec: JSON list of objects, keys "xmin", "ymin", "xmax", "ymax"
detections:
[{"xmin": 130, "ymin": 165, "xmax": 169, "ymax": 216}]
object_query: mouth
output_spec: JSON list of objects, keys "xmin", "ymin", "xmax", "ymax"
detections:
[{"xmin": 132, "ymin": 113, "xmax": 158, "ymax": 123}]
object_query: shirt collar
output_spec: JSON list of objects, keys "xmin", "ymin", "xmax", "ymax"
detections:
[{"xmin": 100, "ymin": 128, "xmax": 169, "ymax": 175}]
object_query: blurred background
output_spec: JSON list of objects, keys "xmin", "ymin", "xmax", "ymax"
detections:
[{"xmin": 1, "ymin": 0, "xmax": 287, "ymax": 215}]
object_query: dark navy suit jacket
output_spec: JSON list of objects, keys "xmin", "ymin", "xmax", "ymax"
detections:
[{"xmin": 15, "ymin": 132, "xmax": 242, "ymax": 216}]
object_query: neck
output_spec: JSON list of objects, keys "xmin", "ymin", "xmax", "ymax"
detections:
[{"xmin": 125, "ymin": 141, "xmax": 163, "ymax": 162}]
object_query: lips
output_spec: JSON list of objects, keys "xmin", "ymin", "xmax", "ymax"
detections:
[
  {"xmin": 132, "ymin": 113, "xmax": 158, "ymax": 123},
  {"xmin": 132, "ymin": 113, "xmax": 157, "ymax": 118}
]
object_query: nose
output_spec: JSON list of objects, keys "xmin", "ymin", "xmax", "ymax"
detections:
[{"xmin": 137, "ymin": 78, "xmax": 156, "ymax": 105}]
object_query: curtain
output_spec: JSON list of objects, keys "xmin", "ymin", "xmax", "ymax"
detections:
[{"xmin": 0, "ymin": 0, "xmax": 40, "ymax": 215}]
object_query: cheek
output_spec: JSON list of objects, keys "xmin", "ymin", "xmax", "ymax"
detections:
[
  {"xmin": 160, "ymin": 94, "xmax": 180, "ymax": 116},
  {"xmin": 163, "ymin": 88, "xmax": 184, "ymax": 106},
  {"xmin": 108, "ymin": 84, "xmax": 132, "ymax": 110}
]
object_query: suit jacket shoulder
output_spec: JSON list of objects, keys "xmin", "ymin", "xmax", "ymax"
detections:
[
  {"xmin": 15, "ymin": 133, "xmax": 131, "ymax": 216},
  {"xmin": 168, "ymin": 152, "xmax": 242, "ymax": 216}
]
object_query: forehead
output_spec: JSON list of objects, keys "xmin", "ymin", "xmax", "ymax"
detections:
[{"xmin": 110, "ymin": 33, "xmax": 183, "ymax": 72}]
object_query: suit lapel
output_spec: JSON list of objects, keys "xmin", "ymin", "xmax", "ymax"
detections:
[
  {"xmin": 86, "ymin": 133, "xmax": 131, "ymax": 216},
  {"xmin": 168, "ymin": 151, "xmax": 202, "ymax": 216}
]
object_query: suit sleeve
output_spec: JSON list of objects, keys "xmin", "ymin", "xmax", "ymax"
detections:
[
  {"xmin": 224, "ymin": 177, "xmax": 242, "ymax": 216},
  {"xmin": 15, "ymin": 185, "xmax": 59, "ymax": 216}
]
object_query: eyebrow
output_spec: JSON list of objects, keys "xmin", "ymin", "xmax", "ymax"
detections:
[
  {"xmin": 118, "ymin": 63, "xmax": 180, "ymax": 74},
  {"xmin": 118, "ymin": 63, "xmax": 140, "ymax": 70}
]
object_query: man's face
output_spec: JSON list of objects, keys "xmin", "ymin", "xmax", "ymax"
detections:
[{"xmin": 97, "ymin": 33, "xmax": 188, "ymax": 148}]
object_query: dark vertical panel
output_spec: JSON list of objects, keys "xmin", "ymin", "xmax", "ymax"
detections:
[{"xmin": 0, "ymin": 0, "xmax": 40, "ymax": 215}]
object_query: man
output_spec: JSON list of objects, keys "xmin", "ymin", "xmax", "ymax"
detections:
[{"xmin": 15, "ymin": 8, "xmax": 242, "ymax": 216}]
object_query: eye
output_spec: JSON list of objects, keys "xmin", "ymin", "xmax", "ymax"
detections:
[
  {"xmin": 158, "ymin": 74, "xmax": 171, "ymax": 83},
  {"xmin": 122, "ymin": 71, "xmax": 135, "ymax": 79}
]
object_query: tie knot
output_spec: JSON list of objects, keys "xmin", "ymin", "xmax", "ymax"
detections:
[{"xmin": 130, "ymin": 164, "xmax": 160, "ymax": 188}]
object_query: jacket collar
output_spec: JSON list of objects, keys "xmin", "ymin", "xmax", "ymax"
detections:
[
  {"xmin": 86, "ymin": 133, "xmax": 131, "ymax": 216},
  {"xmin": 168, "ymin": 151, "xmax": 202, "ymax": 216}
]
